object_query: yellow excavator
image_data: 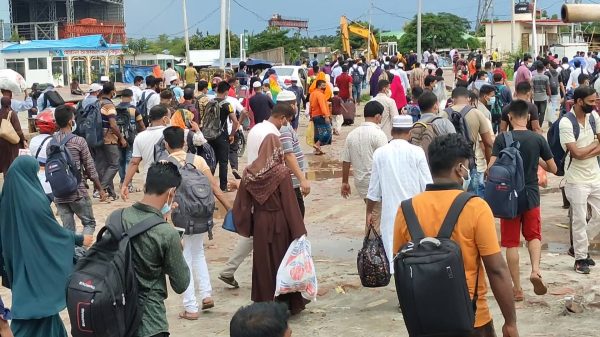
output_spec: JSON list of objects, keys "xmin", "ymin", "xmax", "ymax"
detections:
[{"xmin": 340, "ymin": 16, "xmax": 378, "ymax": 60}]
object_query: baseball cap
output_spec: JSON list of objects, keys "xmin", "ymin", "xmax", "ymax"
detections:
[{"xmin": 87, "ymin": 83, "xmax": 103, "ymax": 93}]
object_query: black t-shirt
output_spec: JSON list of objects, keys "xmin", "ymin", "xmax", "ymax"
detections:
[
  {"xmin": 492, "ymin": 130, "xmax": 553, "ymax": 210},
  {"xmin": 501, "ymin": 101, "xmax": 539, "ymax": 131},
  {"xmin": 249, "ymin": 93, "xmax": 274, "ymax": 124},
  {"xmin": 215, "ymin": 98, "xmax": 233, "ymax": 134}
]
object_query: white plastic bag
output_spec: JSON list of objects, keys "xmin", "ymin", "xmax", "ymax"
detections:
[
  {"xmin": 0, "ymin": 69, "xmax": 27, "ymax": 94},
  {"xmin": 274, "ymin": 235, "xmax": 318, "ymax": 301}
]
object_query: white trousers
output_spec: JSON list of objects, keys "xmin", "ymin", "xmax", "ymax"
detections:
[
  {"xmin": 182, "ymin": 233, "xmax": 212, "ymax": 313},
  {"xmin": 565, "ymin": 182, "xmax": 600, "ymax": 260},
  {"xmin": 332, "ymin": 115, "xmax": 343, "ymax": 133}
]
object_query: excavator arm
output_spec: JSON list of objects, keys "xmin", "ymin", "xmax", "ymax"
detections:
[{"xmin": 340, "ymin": 16, "xmax": 378, "ymax": 60}]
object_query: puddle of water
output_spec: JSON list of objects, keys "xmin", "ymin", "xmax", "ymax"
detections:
[
  {"xmin": 541, "ymin": 241, "xmax": 600, "ymax": 253},
  {"xmin": 305, "ymin": 159, "xmax": 348, "ymax": 181}
]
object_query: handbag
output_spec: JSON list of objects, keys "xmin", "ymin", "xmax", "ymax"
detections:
[
  {"xmin": 0, "ymin": 110, "xmax": 20, "ymax": 144},
  {"xmin": 305, "ymin": 120, "xmax": 315, "ymax": 147},
  {"xmin": 222, "ymin": 210, "xmax": 236, "ymax": 232},
  {"xmin": 357, "ymin": 224, "xmax": 391, "ymax": 288}
]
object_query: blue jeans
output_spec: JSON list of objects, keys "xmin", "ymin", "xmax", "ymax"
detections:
[
  {"xmin": 352, "ymin": 83, "xmax": 361, "ymax": 102},
  {"xmin": 469, "ymin": 168, "xmax": 486, "ymax": 197},
  {"xmin": 119, "ymin": 146, "xmax": 132, "ymax": 184}
]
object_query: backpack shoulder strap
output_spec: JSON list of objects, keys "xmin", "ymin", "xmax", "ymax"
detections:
[
  {"xmin": 60, "ymin": 133, "xmax": 77, "ymax": 147},
  {"xmin": 460, "ymin": 105, "xmax": 473, "ymax": 117},
  {"xmin": 437, "ymin": 192, "xmax": 476, "ymax": 238},
  {"xmin": 566, "ymin": 112, "xmax": 580, "ymax": 139},
  {"xmin": 502, "ymin": 131, "xmax": 514, "ymax": 147},
  {"xmin": 590, "ymin": 113, "xmax": 597, "ymax": 135},
  {"xmin": 35, "ymin": 135, "xmax": 52, "ymax": 158},
  {"xmin": 400, "ymin": 199, "xmax": 426, "ymax": 242},
  {"xmin": 185, "ymin": 152, "xmax": 196, "ymax": 166},
  {"xmin": 166, "ymin": 155, "xmax": 183, "ymax": 169},
  {"xmin": 125, "ymin": 214, "xmax": 166, "ymax": 239}
]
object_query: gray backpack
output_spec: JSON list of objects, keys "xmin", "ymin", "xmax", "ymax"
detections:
[{"xmin": 168, "ymin": 153, "xmax": 216, "ymax": 239}]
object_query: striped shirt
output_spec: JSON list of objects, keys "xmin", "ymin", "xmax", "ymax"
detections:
[
  {"xmin": 279, "ymin": 125, "xmax": 305, "ymax": 188},
  {"xmin": 49, "ymin": 131, "xmax": 99, "ymax": 204}
]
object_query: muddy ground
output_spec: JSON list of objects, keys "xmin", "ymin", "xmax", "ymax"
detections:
[{"xmin": 2, "ymin": 107, "xmax": 600, "ymax": 337}]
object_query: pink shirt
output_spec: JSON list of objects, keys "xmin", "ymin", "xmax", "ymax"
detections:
[{"xmin": 514, "ymin": 65, "xmax": 532, "ymax": 86}]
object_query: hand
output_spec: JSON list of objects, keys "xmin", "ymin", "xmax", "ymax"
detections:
[
  {"xmin": 120, "ymin": 185, "xmax": 129, "ymax": 201},
  {"xmin": 502, "ymin": 323, "xmax": 519, "ymax": 337},
  {"xmin": 300, "ymin": 179, "xmax": 311, "ymax": 196},
  {"xmin": 227, "ymin": 179, "xmax": 240, "ymax": 191},
  {"xmin": 341, "ymin": 182, "xmax": 351, "ymax": 198},
  {"xmin": 99, "ymin": 190, "xmax": 108, "ymax": 202},
  {"xmin": 366, "ymin": 213, "xmax": 374, "ymax": 227},
  {"xmin": 23, "ymin": 140, "xmax": 28, "ymax": 149},
  {"xmin": 190, "ymin": 121, "xmax": 200, "ymax": 132},
  {"xmin": 119, "ymin": 138, "xmax": 128, "ymax": 148},
  {"xmin": 228, "ymin": 135, "xmax": 235, "ymax": 144},
  {"xmin": 83, "ymin": 235, "xmax": 94, "ymax": 247},
  {"xmin": 325, "ymin": 118, "xmax": 331, "ymax": 125}
]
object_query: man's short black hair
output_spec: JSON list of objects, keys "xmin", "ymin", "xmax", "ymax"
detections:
[
  {"xmin": 364, "ymin": 100, "xmax": 384, "ymax": 118},
  {"xmin": 573, "ymin": 86, "xmax": 597, "ymax": 104},
  {"xmin": 411, "ymin": 86, "xmax": 424, "ymax": 100},
  {"xmin": 228, "ymin": 77, "xmax": 238, "ymax": 85},
  {"xmin": 452, "ymin": 86, "xmax": 470, "ymax": 99},
  {"xmin": 524, "ymin": 54, "xmax": 533, "ymax": 62},
  {"xmin": 574, "ymin": 60, "xmax": 581, "ymax": 68},
  {"xmin": 424, "ymin": 75, "xmax": 437, "ymax": 87},
  {"xmin": 428, "ymin": 133, "xmax": 475, "ymax": 177},
  {"xmin": 121, "ymin": 88, "xmax": 133, "ymax": 98},
  {"xmin": 508, "ymin": 99, "xmax": 529, "ymax": 119},
  {"xmin": 515, "ymin": 81, "xmax": 532, "ymax": 95},
  {"xmin": 134, "ymin": 76, "xmax": 144, "ymax": 84},
  {"xmin": 230, "ymin": 302, "xmax": 289, "ymax": 337},
  {"xmin": 418, "ymin": 91, "xmax": 438, "ymax": 112},
  {"xmin": 183, "ymin": 88, "xmax": 195, "ymax": 100},
  {"xmin": 54, "ymin": 104, "xmax": 75, "ymax": 128},
  {"xmin": 495, "ymin": 61, "xmax": 503, "ymax": 68},
  {"xmin": 217, "ymin": 81, "xmax": 231, "ymax": 94},
  {"xmin": 578, "ymin": 73, "xmax": 590, "ymax": 85},
  {"xmin": 160, "ymin": 89, "xmax": 173, "ymax": 100},
  {"xmin": 149, "ymin": 104, "xmax": 168, "ymax": 121},
  {"xmin": 493, "ymin": 73, "xmax": 503, "ymax": 83},
  {"xmin": 163, "ymin": 126, "xmax": 185, "ymax": 149},
  {"xmin": 342, "ymin": 65, "xmax": 349, "ymax": 73},
  {"xmin": 484, "ymin": 61, "xmax": 492, "ymax": 69},
  {"xmin": 198, "ymin": 80, "xmax": 209, "ymax": 91},
  {"xmin": 102, "ymin": 82, "xmax": 115, "ymax": 95},
  {"xmin": 477, "ymin": 71, "xmax": 487, "ymax": 79},
  {"xmin": 270, "ymin": 103, "xmax": 295, "ymax": 119},
  {"xmin": 146, "ymin": 75, "xmax": 156, "ymax": 87},
  {"xmin": 479, "ymin": 84, "xmax": 496, "ymax": 97},
  {"xmin": 315, "ymin": 79, "xmax": 326, "ymax": 87},
  {"xmin": 167, "ymin": 62, "xmax": 172, "ymax": 68},
  {"xmin": 536, "ymin": 62, "xmax": 545, "ymax": 71},
  {"xmin": 145, "ymin": 162, "xmax": 181, "ymax": 195},
  {"xmin": 377, "ymin": 79, "xmax": 390, "ymax": 92}
]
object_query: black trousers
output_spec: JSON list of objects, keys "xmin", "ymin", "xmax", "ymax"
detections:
[
  {"xmin": 534, "ymin": 100, "xmax": 548, "ymax": 126},
  {"xmin": 228, "ymin": 132, "xmax": 240, "ymax": 171},
  {"xmin": 208, "ymin": 133, "xmax": 230, "ymax": 191},
  {"xmin": 294, "ymin": 187, "xmax": 305, "ymax": 218}
]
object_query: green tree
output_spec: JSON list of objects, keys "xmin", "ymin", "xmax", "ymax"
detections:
[
  {"xmin": 399, "ymin": 12, "xmax": 473, "ymax": 51},
  {"xmin": 248, "ymin": 28, "xmax": 302, "ymax": 63},
  {"xmin": 123, "ymin": 38, "xmax": 150, "ymax": 61}
]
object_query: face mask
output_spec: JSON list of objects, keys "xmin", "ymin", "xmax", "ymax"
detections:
[
  {"xmin": 160, "ymin": 188, "xmax": 174, "ymax": 215},
  {"xmin": 460, "ymin": 164, "xmax": 471, "ymax": 191},
  {"xmin": 488, "ymin": 96, "xmax": 496, "ymax": 106},
  {"xmin": 71, "ymin": 120, "xmax": 77, "ymax": 132},
  {"xmin": 583, "ymin": 103, "xmax": 595, "ymax": 114}
]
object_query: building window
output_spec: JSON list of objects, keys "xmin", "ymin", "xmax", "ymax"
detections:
[
  {"xmin": 6, "ymin": 58, "xmax": 25, "ymax": 77},
  {"xmin": 28, "ymin": 57, "xmax": 48, "ymax": 70}
]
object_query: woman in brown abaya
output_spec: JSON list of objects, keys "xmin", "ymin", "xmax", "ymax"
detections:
[
  {"xmin": 233, "ymin": 133, "xmax": 308, "ymax": 315},
  {"xmin": 0, "ymin": 96, "xmax": 26, "ymax": 177}
]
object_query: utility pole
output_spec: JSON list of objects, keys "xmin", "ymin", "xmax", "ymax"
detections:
[
  {"xmin": 227, "ymin": 0, "xmax": 232, "ymax": 61},
  {"xmin": 219, "ymin": 0, "xmax": 227, "ymax": 69},
  {"xmin": 368, "ymin": 0, "xmax": 373, "ymax": 59},
  {"xmin": 182, "ymin": 0, "xmax": 190, "ymax": 64},
  {"xmin": 511, "ymin": 0, "xmax": 516, "ymax": 53},
  {"xmin": 490, "ymin": 0, "xmax": 494, "ymax": 54},
  {"xmin": 417, "ymin": 0, "xmax": 422, "ymax": 62},
  {"xmin": 532, "ymin": 0, "xmax": 538, "ymax": 58}
]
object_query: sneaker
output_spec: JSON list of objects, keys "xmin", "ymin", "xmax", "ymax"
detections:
[
  {"xmin": 574, "ymin": 260, "xmax": 591, "ymax": 274},
  {"xmin": 568, "ymin": 247, "xmax": 595, "ymax": 266},
  {"xmin": 92, "ymin": 190, "xmax": 100, "ymax": 199}
]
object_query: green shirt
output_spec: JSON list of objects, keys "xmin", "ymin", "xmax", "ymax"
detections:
[{"xmin": 122, "ymin": 203, "xmax": 190, "ymax": 337}]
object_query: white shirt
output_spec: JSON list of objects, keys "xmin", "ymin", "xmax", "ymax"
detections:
[
  {"xmin": 367, "ymin": 139, "xmax": 433, "ymax": 272},
  {"xmin": 331, "ymin": 65, "xmax": 343, "ymax": 83},
  {"xmin": 351, "ymin": 65, "xmax": 364, "ymax": 76},
  {"xmin": 559, "ymin": 111, "xmax": 600, "ymax": 184},
  {"xmin": 129, "ymin": 85, "xmax": 143, "ymax": 106},
  {"xmin": 372, "ymin": 93, "xmax": 400, "ymax": 140},
  {"xmin": 29, "ymin": 134, "xmax": 52, "ymax": 163},
  {"xmin": 587, "ymin": 57, "xmax": 597, "ymax": 74},
  {"xmin": 132, "ymin": 125, "xmax": 167, "ymax": 177},
  {"xmin": 246, "ymin": 120, "xmax": 281, "ymax": 164},
  {"xmin": 226, "ymin": 96, "xmax": 244, "ymax": 134},
  {"xmin": 567, "ymin": 67, "xmax": 589, "ymax": 90},
  {"xmin": 341, "ymin": 122, "xmax": 388, "ymax": 198},
  {"xmin": 141, "ymin": 89, "xmax": 161, "ymax": 112}
]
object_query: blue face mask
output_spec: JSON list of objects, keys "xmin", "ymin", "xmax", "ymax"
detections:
[
  {"xmin": 488, "ymin": 96, "xmax": 496, "ymax": 106},
  {"xmin": 160, "ymin": 188, "xmax": 174, "ymax": 215}
]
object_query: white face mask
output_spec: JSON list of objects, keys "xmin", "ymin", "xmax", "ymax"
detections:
[{"xmin": 460, "ymin": 164, "xmax": 471, "ymax": 191}]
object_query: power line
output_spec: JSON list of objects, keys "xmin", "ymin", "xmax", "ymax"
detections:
[
  {"xmin": 128, "ymin": 6, "xmax": 219, "ymax": 40},
  {"xmin": 231, "ymin": 0, "xmax": 268, "ymax": 22},
  {"xmin": 129, "ymin": 0, "xmax": 176, "ymax": 35},
  {"xmin": 372, "ymin": 6, "xmax": 412, "ymax": 20}
]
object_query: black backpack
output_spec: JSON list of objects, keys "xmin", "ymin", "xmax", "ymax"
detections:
[
  {"xmin": 75, "ymin": 100, "xmax": 104, "ymax": 148},
  {"xmin": 395, "ymin": 192, "xmax": 479, "ymax": 337},
  {"xmin": 45, "ymin": 134, "xmax": 81, "ymax": 198},
  {"xmin": 43, "ymin": 90, "xmax": 65, "ymax": 108},
  {"xmin": 67, "ymin": 209, "xmax": 165, "ymax": 337},
  {"xmin": 351, "ymin": 67, "xmax": 362, "ymax": 85},
  {"xmin": 445, "ymin": 106, "xmax": 475, "ymax": 167},
  {"xmin": 136, "ymin": 92, "xmax": 155, "ymax": 127},
  {"xmin": 561, "ymin": 67, "xmax": 572, "ymax": 87},
  {"xmin": 547, "ymin": 111, "xmax": 596, "ymax": 176},
  {"xmin": 116, "ymin": 104, "xmax": 138, "ymax": 146}
]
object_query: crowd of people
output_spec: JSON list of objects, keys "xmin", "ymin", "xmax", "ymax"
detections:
[{"xmin": 0, "ymin": 46, "xmax": 599, "ymax": 337}]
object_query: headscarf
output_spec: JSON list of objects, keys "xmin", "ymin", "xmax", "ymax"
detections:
[
  {"xmin": 369, "ymin": 67, "xmax": 383, "ymax": 97},
  {"xmin": 242, "ymin": 134, "xmax": 290, "ymax": 205},
  {"xmin": 170, "ymin": 108, "xmax": 193, "ymax": 129},
  {"xmin": 390, "ymin": 74, "xmax": 408, "ymax": 109},
  {"xmin": 0, "ymin": 156, "xmax": 76, "ymax": 319},
  {"xmin": 309, "ymin": 71, "xmax": 333, "ymax": 100},
  {"xmin": 262, "ymin": 68, "xmax": 276, "ymax": 83},
  {"xmin": 269, "ymin": 74, "xmax": 282, "ymax": 103}
]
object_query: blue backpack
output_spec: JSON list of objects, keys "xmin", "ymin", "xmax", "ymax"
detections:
[
  {"xmin": 45, "ymin": 134, "xmax": 82, "ymax": 198},
  {"xmin": 75, "ymin": 100, "xmax": 103, "ymax": 148},
  {"xmin": 484, "ymin": 132, "xmax": 525, "ymax": 219},
  {"xmin": 547, "ymin": 111, "xmax": 596, "ymax": 176}
]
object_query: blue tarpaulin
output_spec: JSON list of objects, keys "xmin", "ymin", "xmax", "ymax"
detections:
[
  {"xmin": 123, "ymin": 64, "xmax": 157, "ymax": 84},
  {"xmin": 2, "ymin": 35, "xmax": 121, "ymax": 54}
]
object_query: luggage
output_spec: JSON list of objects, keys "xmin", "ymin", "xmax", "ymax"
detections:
[
  {"xmin": 45, "ymin": 134, "xmax": 81, "ymax": 198},
  {"xmin": 43, "ymin": 90, "xmax": 65, "ymax": 108},
  {"xmin": 75, "ymin": 101, "xmax": 103, "ymax": 148},
  {"xmin": 341, "ymin": 100, "xmax": 356, "ymax": 125},
  {"xmin": 274, "ymin": 235, "xmax": 318, "ymax": 301},
  {"xmin": 357, "ymin": 224, "xmax": 390, "ymax": 288},
  {"xmin": 409, "ymin": 117, "xmax": 444, "ymax": 161}
]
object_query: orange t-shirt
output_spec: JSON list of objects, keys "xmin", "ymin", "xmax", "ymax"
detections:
[{"xmin": 393, "ymin": 186, "xmax": 501, "ymax": 328}]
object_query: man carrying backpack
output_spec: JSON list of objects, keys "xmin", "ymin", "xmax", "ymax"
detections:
[
  {"xmin": 546, "ymin": 62, "xmax": 562, "ymax": 127},
  {"xmin": 393, "ymin": 133, "xmax": 518, "ymax": 337},
  {"xmin": 138, "ymin": 76, "xmax": 161, "ymax": 126},
  {"xmin": 413, "ymin": 91, "xmax": 456, "ymax": 150},
  {"xmin": 350, "ymin": 61, "xmax": 364, "ymax": 105},
  {"xmin": 440, "ymin": 87, "xmax": 494, "ymax": 197},
  {"xmin": 500, "ymin": 82, "xmax": 543, "ymax": 134},
  {"xmin": 49, "ymin": 105, "xmax": 107, "ymax": 235},
  {"xmin": 560, "ymin": 86, "xmax": 600, "ymax": 274},
  {"xmin": 116, "ymin": 89, "xmax": 146, "ymax": 193},
  {"xmin": 489, "ymin": 100, "xmax": 557, "ymax": 301}
]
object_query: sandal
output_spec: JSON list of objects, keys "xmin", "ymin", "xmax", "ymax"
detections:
[
  {"xmin": 513, "ymin": 288, "xmax": 524, "ymax": 302},
  {"xmin": 202, "ymin": 298, "xmax": 215, "ymax": 310},
  {"xmin": 178, "ymin": 311, "xmax": 199, "ymax": 320},
  {"xmin": 218, "ymin": 275, "xmax": 239, "ymax": 288},
  {"xmin": 530, "ymin": 273, "xmax": 548, "ymax": 296}
]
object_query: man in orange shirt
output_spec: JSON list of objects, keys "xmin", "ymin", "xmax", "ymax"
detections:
[
  {"xmin": 393, "ymin": 133, "xmax": 518, "ymax": 337},
  {"xmin": 309, "ymin": 80, "xmax": 332, "ymax": 155}
]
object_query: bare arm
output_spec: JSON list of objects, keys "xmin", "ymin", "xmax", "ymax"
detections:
[
  {"xmin": 228, "ymin": 112, "xmax": 239, "ymax": 139},
  {"xmin": 480, "ymin": 131, "xmax": 494, "ymax": 164},
  {"xmin": 209, "ymin": 172, "xmax": 232, "ymax": 210},
  {"xmin": 531, "ymin": 119, "xmax": 543, "ymax": 134},
  {"xmin": 482, "ymin": 253, "xmax": 518, "ymax": 333},
  {"xmin": 541, "ymin": 158, "xmax": 558, "ymax": 174},
  {"xmin": 137, "ymin": 119, "xmax": 146, "ymax": 132},
  {"xmin": 341, "ymin": 161, "xmax": 352, "ymax": 198},
  {"xmin": 284, "ymin": 152, "xmax": 310, "ymax": 196},
  {"xmin": 565, "ymin": 142, "xmax": 598, "ymax": 160},
  {"xmin": 121, "ymin": 157, "xmax": 141, "ymax": 200}
]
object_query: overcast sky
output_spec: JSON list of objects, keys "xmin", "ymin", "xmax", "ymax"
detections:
[{"xmin": 123, "ymin": 0, "xmax": 574, "ymax": 39}]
